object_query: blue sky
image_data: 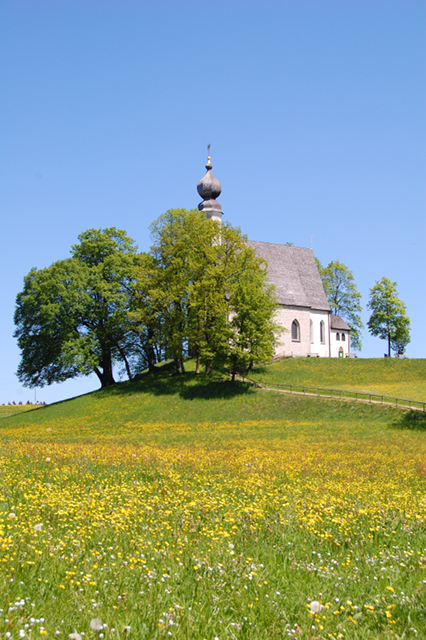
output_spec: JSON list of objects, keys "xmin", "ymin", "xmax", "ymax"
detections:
[{"xmin": 1, "ymin": 0, "xmax": 425, "ymax": 405}]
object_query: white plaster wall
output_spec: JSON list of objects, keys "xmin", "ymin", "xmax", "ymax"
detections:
[
  {"xmin": 274, "ymin": 306, "xmax": 311, "ymax": 357},
  {"xmin": 309, "ymin": 310, "xmax": 330, "ymax": 357},
  {"xmin": 330, "ymin": 330, "xmax": 350, "ymax": 358}
]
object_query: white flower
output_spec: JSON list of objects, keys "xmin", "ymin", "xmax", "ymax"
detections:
[
  {"xmin": 8, "ymin": 512, "xmax": 16, "ymax": 518},
  {"xmin": 90, "ymin": 619, "xmax": 103, "ymax": 631},
  {"xmin": 34, "ymin": 523, "xmax": 43, "ymax": 531},
  {"xmin": 309, "ymin": 600, "xmax": 324, "ymax": 614},
  {"xmin": 228, "ymin": 543, "xmax": 234, "ymax": 550},
  {"xmin": 69, "ymin": 634, "xmax": 82, "ymax": 640},
  {"xmin": 45, "ymin": 457, "xmax": 51, "ymax": 462}
]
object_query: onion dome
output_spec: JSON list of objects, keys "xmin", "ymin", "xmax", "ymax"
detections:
[{"xmin": 197, "ymin": 151, "xmax": 223, "ymax": 218}]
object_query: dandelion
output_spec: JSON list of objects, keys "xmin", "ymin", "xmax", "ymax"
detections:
[
  {"xmin": 69, "ymin": 634, "xmax": 82, "ymax": 640},
  {"xmin": 309, "ymin": 601, "xmax": 325, "ymax": 614},
  {"xmin": 34, "ymin": 523, "xmax": 43, "ymax": 531},
  {"xmin": 90, "ymin": 619, "xmax": 103, "ymax": 631}
]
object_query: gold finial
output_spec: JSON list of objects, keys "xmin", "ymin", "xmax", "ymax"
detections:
[
  {"xmin": 207, "ymin": 143, "xmax": 211, "ymax": 164},
  {"xmin": 310, "ymin": 235, "xmax": 314, "ymax": 250}
]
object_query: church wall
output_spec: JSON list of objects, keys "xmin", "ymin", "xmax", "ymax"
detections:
[
  {"xmin": 330, "ymin": 329, "xmax": 350, "ymax": 358},
  {"xmin": 310, "ymin": 310, "xmax": 331, "ymax": 357},
  {"xmin": 274, "ymin": 306, "xmax": 311, "ymax": 357}
]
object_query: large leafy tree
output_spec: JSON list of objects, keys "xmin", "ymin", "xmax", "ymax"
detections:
[
  {"xmin": 367, "ymin": 277, "xmax": 410, "ymax": 357},
  {"xmin": 130, "ymin": 209, "xmax": 280, "ymax": 377},
  {"xmin": 14, "ymin": 228, "xmax": 138, "ymax": 388},
  {"xmin": 317, "ymin": 259, "xmax": 364, "ymax": 351}
]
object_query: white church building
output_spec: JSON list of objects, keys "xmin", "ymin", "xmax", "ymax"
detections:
[{"xmin": 196, "ymin": 155, "xmax": 351, "ymax": 358}]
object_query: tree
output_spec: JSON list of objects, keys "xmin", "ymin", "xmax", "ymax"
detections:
[
  {"xmin": 317, "ymin": 259, "xmax": 364, "ymax": 351},
  {"xmin": 14, "ymin": 228, "xmax": 138, "ymax": 388},
  {"xmin": 367, "ymin": 277, "xmax": 410, "ymax": 357},
  {"xmin": 130, "ymin": 209, "xmax": 280, "ymax": 377}
]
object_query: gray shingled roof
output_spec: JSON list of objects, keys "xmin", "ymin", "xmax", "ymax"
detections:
[
  {"xmin": 248, "ymin": 241, "xmax": 331, "ymax": 312},
  {"xmin": 330, "ymin": 315, "xmax": 351, "ymax": 331}
]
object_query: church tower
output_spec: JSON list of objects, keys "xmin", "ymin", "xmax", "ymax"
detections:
[{"xmin": 196, "ymin": 148, "xmax": 223, "ymax": 223}]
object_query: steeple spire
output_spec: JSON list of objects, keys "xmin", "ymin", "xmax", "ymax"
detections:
[{"xmin": 197, "ymin": 147, "xmax": 223, "ymax": 222}]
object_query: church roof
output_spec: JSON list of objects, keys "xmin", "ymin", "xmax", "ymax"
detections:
[
  {"xmin": 330, "ymin": 315, "xmax": 351, "ymax": 331},
  {"xmin": 248, "ymin": 241, "xmax": 331, "ymax": 312}
]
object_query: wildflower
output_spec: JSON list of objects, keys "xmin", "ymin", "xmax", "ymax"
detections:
[
  {"xmin": 69, "ymin": 634, "xmax": 82, "ymax": 640},
  {"xmin": 90, "ymin": 619, "xmax": 103, "ymax": 631},
  {"xmin": 34, "ymin": 523, "xmax": 43, "ymax": 531},
  {"xmin": 8, "ymin": 512, "xmax": 16, "ymax": 518},
  {"xmin": 124, "ymin": 627, "xmax": 131, "ymax": 635},
  {"xmin": 309, "ymin": 601, "xmax": 324, "ymax": 614}
]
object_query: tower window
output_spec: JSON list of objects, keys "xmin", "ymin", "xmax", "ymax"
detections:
[
  {"xmin": 310, "ymin": 320, "xmax": 313, "ymax": 343},
  {"xmin": 291, "ymin": 320, "xmax": 300, "ymax": 342},
  {"xmin": 336, "ymin": 332, "xmax": 340, "ymax": 341},
  {"xmin": 342, "ymin": 333, "xmax": 346, "ymax": 342}
]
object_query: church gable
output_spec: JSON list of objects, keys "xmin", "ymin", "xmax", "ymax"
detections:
[{"xmin": 248, "ymin": 241, "xmax": 330, "ymax": 312}]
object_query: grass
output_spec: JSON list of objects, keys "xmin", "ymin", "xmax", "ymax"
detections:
[
  {"xmin": 0, "ymin": 366, "xmax": 425, "ymax": 639},
  {"xmin": 0, "ymin": 404, "xmax": 38, "ymax": 418},
  {"xmin": 249, "ymin": 358, "xmax": 426, "ymax": 403}
]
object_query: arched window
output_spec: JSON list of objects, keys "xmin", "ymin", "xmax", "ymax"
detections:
[
  {"xmin": 342, "ymin": 333, "xmax": 346, "ymax": 342},
  {"xmin": 291, "ymin": 320, "xmax": 300, "ymax": 342},
  {"xmin": 320, "ymin": 320, "xmax": 325, "ymax": 344},
  {"xmin": 310, "ymin": 320, "xmax": 313, "ymax": 343},
  {"xmin": 336, "ymin": 332, "xmax": 340, "ymax": 341}
]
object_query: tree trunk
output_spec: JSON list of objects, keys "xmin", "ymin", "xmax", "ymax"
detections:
[
  {"xmin": 195, "ymin": 356, "xmax": 200, "ymax": 374},
  {"xmin": 116, "ymin": 345, "xmax": 132, "ymax": 380},
  {"xmin": 147, "ymin": 328, "xmax": 157, "ymax": 373},
  {"xmin": 388, "ymin": 333, "xmax": 391, "ymax": 357},
  {"xmin": 94, "ymin": 362, "xmax": 116, "ymax": 387},
  {"xmin": 174, "ymin": 358, "xmax": 180, "ymax": 375},
  {"xmin": 231, "ymin": 355, "xmax": 237, "ymax": 382}
]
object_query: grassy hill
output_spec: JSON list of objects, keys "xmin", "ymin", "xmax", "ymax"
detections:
[
  {"xmin": 0, "ymin": 403, "xmax": 38, "ymax": 418},
  {"xmin": 0, "ymin": 365, "xmax": 420, "ymax": 444},
  {"xmin": 249, "ymin": 357, "xmax": 426, "ymax": 402},
  {"xmin": 1, "ymin": 366, "xmax": 425, "ymax": 639}
]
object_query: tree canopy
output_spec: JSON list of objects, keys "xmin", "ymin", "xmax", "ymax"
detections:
[
  {"xmin": 14, "ymin": 228, "xmax": 139, "ymax": 388},
  {"xmin": 129, "ymin": 209, "xmax": 280, "ymax": 378},
  {"xmin": 15, "ymin": 214, "xmax": 280, "ymax": 388},
  {"xmin": 317, "ymin": 259, "xmax": 364, "ymax": 351},
  {"xmin": 367, "ymin": 277, "xmax": 410, "ymax": 357}
]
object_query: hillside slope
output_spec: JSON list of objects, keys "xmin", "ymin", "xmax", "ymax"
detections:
[
  {"xmin": 250, "ymin": 358, "xmax": 426, "ymax": 401},
  {"xmin": 0, "ymin": 366, "xmax": 422, "ymax": 444}
]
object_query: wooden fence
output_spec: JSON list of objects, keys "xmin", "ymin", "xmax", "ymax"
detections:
[{"xmin": 241, "ymin": 376, "xmax": 426, "ymax": 412}]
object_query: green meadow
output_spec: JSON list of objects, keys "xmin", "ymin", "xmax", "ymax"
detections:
[
  {"xmin": 249, "ymin": 358, "xmax": 426, "ymax": 403},
  {"xmin": 0, "ymin": 361, "xmax": 425, "ymax": 639}
]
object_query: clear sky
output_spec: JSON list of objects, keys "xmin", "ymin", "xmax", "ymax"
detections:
[{"xmin": 1, "ymin": 0, "xmax": 425, "ymax": 405}]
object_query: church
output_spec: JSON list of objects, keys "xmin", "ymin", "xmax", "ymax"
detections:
[{"xmin": 196, "ymin": 155, "xmax": 351, "ymax": 358}]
